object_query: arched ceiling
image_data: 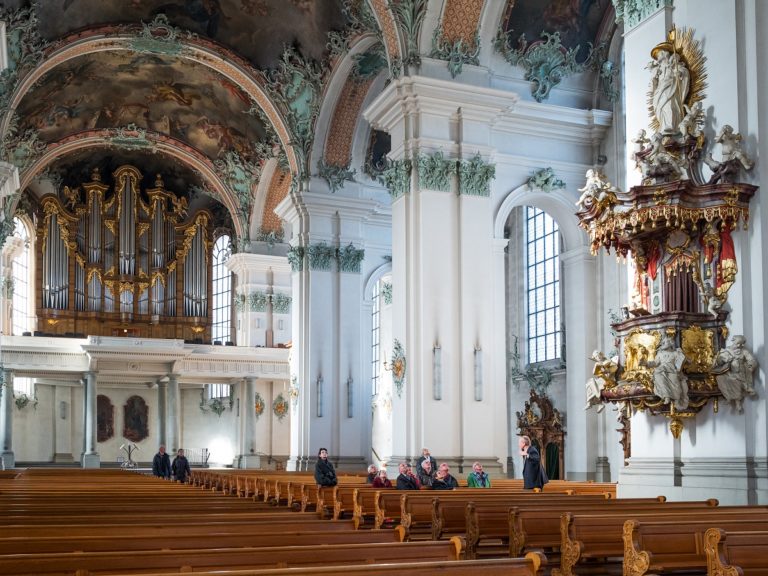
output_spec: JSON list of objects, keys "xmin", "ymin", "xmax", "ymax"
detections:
[{"xmin": 0, "ymin": 0, "xmax": 350, "ymax": 240}]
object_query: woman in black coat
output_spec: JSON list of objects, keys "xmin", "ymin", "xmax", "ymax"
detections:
[
  {"xmin": 314, "ymin": 447, "xmax": 338, "ymax": 487},
  {"xmin": 519, "ymin": 435, "xmax": 547, "ymax": 489}
]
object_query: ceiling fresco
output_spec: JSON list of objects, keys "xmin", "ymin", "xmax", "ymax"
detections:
[
  {"xmin": 23, "ymin": 0, "xmax": 347, "ymax": 70},
  {"xmin": 16, "ymin": 50, "xmax": 267, "ymax": 163},
  {"xmin": 503, "ymin": 0, "xmax": 613, "ymax": 61}
]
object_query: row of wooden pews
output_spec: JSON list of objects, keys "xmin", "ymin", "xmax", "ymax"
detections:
[{"xmin": 0, "ymin": 468, "xmax": 545, "ymax": 576}]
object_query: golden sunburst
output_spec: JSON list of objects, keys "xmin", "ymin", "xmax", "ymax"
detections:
[{"xmin": 647, "ymin": 26, "xmax": 708, "ymax": 133}]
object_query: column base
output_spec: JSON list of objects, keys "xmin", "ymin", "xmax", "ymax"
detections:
[
  {"xmin": 595, "ymin": 456, "xmax": 611, "ymax": 482},
  {"xmin": 81, "ymin": 453, "xmax": 101, "ymax": 469},
  {"xmin": 54, "ymin": 453, "xmax": 75, "ymax": 463},
  {"xmin": 1, "ymin": 451, "xmax": 14, "ymax": 469},
  {"xmin": 238, "ymin": 454, "xmax": 263, "ymax": 469},
  {"xmin": 286, "ymin": 456, "xmax": 311, "ymax": 471}
]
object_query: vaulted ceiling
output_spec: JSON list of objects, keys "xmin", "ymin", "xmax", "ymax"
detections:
[{"xmin": 0, "ymin": 0, "xmax": 615, "ymax": 243}]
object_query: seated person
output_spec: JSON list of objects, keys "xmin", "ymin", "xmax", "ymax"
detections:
[
  {"xmin": 395, "ymin": 462, "xmax": 421, "ymax": 490},
  {"xmin": 417, "ymin": 459, "xmax": 436, "ymax": 488},
  {"xmin": 366, "ymin": 464, "xmax": 378, "ymax": 484},
  {"xmin": 466, "ymin": 461, "xmax": 491, "ymax": 488},
  {"xmin": 371, "ymin": 468, "xmax": 393, "ymax": 488},
  {"xmin": 432, "ymin": 462, "xmax": 459, "ymax": 490}
]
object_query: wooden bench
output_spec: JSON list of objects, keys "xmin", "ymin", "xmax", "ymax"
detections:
[
  {"xmin": 91, "ymin": 553, "xmax": 548, "ymax": 576},
  {"xmin": 624, "ymin": 518, "xmax": 768, "ymax": 576},
  {"xmin": 0, "ymin": 528, "xmax": 403, "ymax": 555},
  {"xmin": 554, "ymin": 506, "xmax": 768, "ymax": 576},
  {"xmin": 704, "ymin": 528, "xmax": 768, "ymax": 576},
  {"xmin": 0, "ymin": 537, "xmax": 467, "ymax": 574}
]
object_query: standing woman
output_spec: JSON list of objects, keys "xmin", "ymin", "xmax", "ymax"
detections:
[
  {"xmin": 314, "ymin": 447, "xmax": 338, "ymax": 488},
  {"xmin": 519, "ymin": 435, "xmax": 547, "ymax": 490}
]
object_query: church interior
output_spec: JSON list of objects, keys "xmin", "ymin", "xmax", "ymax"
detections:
[{"xmin": 0, "ymin": 0, "xmax": 767, "ymax": 514}]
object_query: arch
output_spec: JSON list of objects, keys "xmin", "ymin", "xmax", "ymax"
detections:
[
  {"xmin": 366, "ymin": 0, "xmax": 403, "ymax": 73},
  {"xmin": 2, "ymin": 32, "xmax": 299, "ymax": 175},
  {"xmin": 364, "ymin": 260, "xmax": 393, "ymax": 304},
  {"xmin": 477, "ymin": 0, "xmax": 508, "ymax": 68},
  {"xmin": 493, "ymin": 183, "xmax": 586, "ymax": 252},
  {"xmin": 19, "ymin": 129, "xmax": 247, "ymax": 239},
  {"xmin": 312, "ymin": 34, "xmax": 382, "ymax": 170}
]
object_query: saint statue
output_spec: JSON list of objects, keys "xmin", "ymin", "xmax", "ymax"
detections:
[
  {"xmin": 647, "ymin": 47, "xmax": 690, "ymax": 133},
  {"xmin": 713, "ymin": 335, "xmax": 758, "ymax": 412},
  {"xmin": 645, "ymin": 334, "xmax": 689, "ymax": 409},
  {"xmin": 585, "ymin": 350, "xmax": 618, "ymax": 412}
]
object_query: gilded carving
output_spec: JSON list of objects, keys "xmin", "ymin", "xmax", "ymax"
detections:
[
  {"xmin": 620, "ymin": 329, "xmax": 661, "ymax": 387},
  {"xmin": 703, "ymin": 528, "xmax": 739, "ymax": 576},
  {"xmin": 681, "ymin": 325, "xmax": 715, "ymax": 373},
  {"xmin": 557, "ymin": 513, "xmax": 580, "ymax": 576},
  {"xmin": 623, "ymin": 519, "xmax": 650, "ymax": 576}
]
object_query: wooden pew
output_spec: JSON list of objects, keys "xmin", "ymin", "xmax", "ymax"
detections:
[
  {"xmin": 554, "ymin": 506, "xmax": 768, "ymax": 576},
  {"xmin": 90, "ymin": 553, "xmax": 548, "ymax": 576},
  {"xmin": 0, "ymin": 538, "xmax": 467, "ymax": 574},
  {"xmin": 0, "ymin": 528, "xmax": 403, "ymax": 555},
  {"xmin": 704, "ymin": 528, "xmax": 768, "ymax": 576},
  {"xmin": 624, "ymin": 518, "xmax": 768, "ymax": 576},
  {"xmin": 375, "ymin": 489, "xmax": 406, "ymax": 528}
]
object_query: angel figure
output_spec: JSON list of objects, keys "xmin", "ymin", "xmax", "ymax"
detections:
[
  {"xmin": 575, "ymin": 169, "xmax": 618, "ymax": 213},
  {"xmin": 704, "ymin": 125, "xmax": 754, "ymax": 183},
  {"xmin": 700, "ymin": 281, "xmax": 725, "ymax": 317}
]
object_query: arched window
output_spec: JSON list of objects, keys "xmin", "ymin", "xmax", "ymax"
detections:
[
  {"xmin": 525, "ymin": 207, "xmax": 561, "ymax": 363},
  {"xmin": 211, "ymin": 234, "xmax": 232, "ymax": 344},
  {"xmin": 11, "ymin": 217, "xmax": 31, "ymax": 336}
]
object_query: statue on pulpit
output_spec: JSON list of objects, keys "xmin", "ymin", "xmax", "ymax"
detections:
[
  {"xmin": 704, "ymin": 125, "xmax": 754, "ymax": 184},
  {"xmin": 585, "ymin": 350, "xmax": 618, "ymax": 412},
  {"xmin": 575, "ymin": 169, "xmax": 618, "ymax": 218},
  {"xmin": 700, "ymin": 281, "xmax": 725, "ymax": 317},
  {"xmin": 713, "ymin": 335, "xmax": 757, "ymax": 412},
  {"xmin": 645, "ymin": 334, "xmax": 689, "ymax": 410}
]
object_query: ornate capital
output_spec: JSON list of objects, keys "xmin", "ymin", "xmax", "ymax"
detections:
[
  {"xmin": 337, "ymin": 243, "xmax": 365, "ymax": 273},
  {"xmin": 377, "ymin": 159, "xmax": 412, "ymax": 199},
  {"xmin": 416, "ymin": 151, "xmax": 456, "ymax": 192},
  {"xmin": 459, "ymin": 154, "xmax": 495, "ymax": 197},
  {"xmin": 307, "ymin": 242, "xmax": 335, "ymax": 271},
  {"xmin": 612, "ymin": 0, "xmax": 673, "ymax": 30},
  {"xmin": 272, "ymin": 292, "xmax": 292, "ymax": 314},
  {"xmin": 287, "ymin": 246, "xmax": 306, "ymax": 272}
]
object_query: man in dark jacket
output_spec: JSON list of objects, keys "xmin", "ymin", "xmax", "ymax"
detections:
[
  {"xmin": 172, "ymin": 448, "xmax": 191, "ymax": 483},
  {"xmin": 395, "ymin": 462, "xmax": 421, "ymax": 490},
  {"xmin": 432, "ymin": 462, "xmax": 459, "ymax": 490},
  {"xmin": 152, "ymin": 445, "xmax": 171, "ymax": 479}
]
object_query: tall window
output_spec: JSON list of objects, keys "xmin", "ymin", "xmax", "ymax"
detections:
[
  {"xmin": 525, "ymin": 207, "xmax": 561, "ymax": 363},
  {"xmin": 12, "ymin": 217, "xmax": 31, "ymax": 336},
  {"xmin": 211, "ymin": 235, "xmax": 232, "ymax": 343},
  {"xmin": 371, "ymin": 280, "xmax": 381, "ymax": 395}
]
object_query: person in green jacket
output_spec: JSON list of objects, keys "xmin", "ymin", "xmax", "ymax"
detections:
[{"xmin": 466, "ymin": 461, "xmax": 491, "ymax": 488}]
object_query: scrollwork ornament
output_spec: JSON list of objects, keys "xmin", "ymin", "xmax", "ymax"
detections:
[
  {"xmin": 391, "ymin": 0, "xmax": 428, "ymax": 70},
  {"xmin": 254, "ymin": 392, "xmax": 265, "ymax": 420},
  {"xmin": 528, "ymin": 167, "xmax": 566, "ymax": 193},
  {"xmin": 623, "ymin": 519, "xmax": 651, "ymax": 576},
  {"xmin": 272, "ymin": 393, "xmax": 289, "ymax": 422},
  {"xmin": 430, "ymin": 27, "xmax": 480, "ymax": 78},
  {"xmin": 612, "ymin": 0, "xmax": 673, "ymax": 30},
  {"xmin": 317, "ymin": 159, "xmax": 356, "ymax": 193},
  {"xmin": 391, "ymin": 339, "xmax": 406, "ymax": 398}
]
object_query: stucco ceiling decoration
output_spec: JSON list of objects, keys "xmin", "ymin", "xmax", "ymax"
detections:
[{"xmin": 440, "ymin": 0, "xmax": 484, "ymax": 45}]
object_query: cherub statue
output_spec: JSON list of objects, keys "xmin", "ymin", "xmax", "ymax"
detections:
[
  {"xmin": 677, "ymin": 101, "xmax": 705, "ymax": 140},
  {"xmin": 713, "ymin": 335, "xmax": 758, "ymax": 412},
  {"xmin": 575, "ymin": 169, "xmax": 618, "ymax": 213},
  {"xmin": 704, "ymin": 125, "xmax": 754, "ymax": 184},
  {"xmin": 699, "ymin": 281, "xmax": 725, "ymax": 317},
  {"xmin": 585, "ymin": 350, "xmax": 618, "ymax": 412},
  {"xmin": 644, "ymin": 334, "xmax": 689, "ymax": 410},
  {"xmin": 632, "ymin": 129, "xmax": 652, "ymax": 174}
]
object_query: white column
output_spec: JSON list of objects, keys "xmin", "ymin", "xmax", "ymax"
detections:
[
  {"xmin": 0, "ymin": 369, "xmax": 14, "ymax": 468},
  {"xmin": 167, "ymin": 375, "xmax": 179, "ymax": 453},
  {"xmin": 240, "ymin": 377, "xmax": 261, "ymax": 468},
  {"xmin": 53, "ymin": 384, "xmax": 74, "ymax": 463},
  {"xmin": 157, "ymin": 380, "xmax": 167, "ymax": 448},
  {"xmin": 561, "ymin": 246, "xmax": 599, "ymax": 480},
  {"xmin": 81, "ymin": 371, "xmax": 99, "ymax": 468}
]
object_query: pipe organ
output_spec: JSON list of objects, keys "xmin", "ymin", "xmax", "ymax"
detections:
[{"xmin": 37, "ymin": 165, "xmax": 213, "ymax": 340}]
